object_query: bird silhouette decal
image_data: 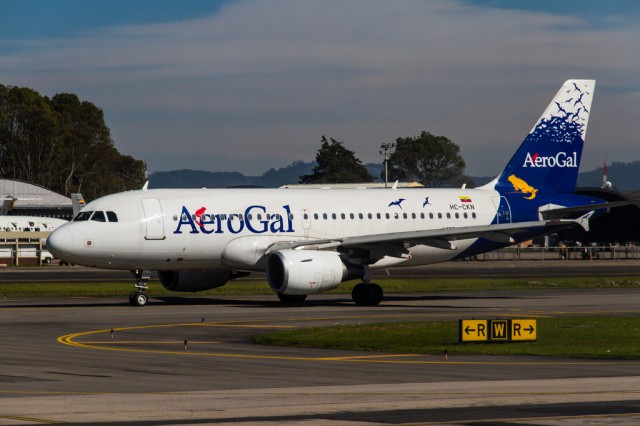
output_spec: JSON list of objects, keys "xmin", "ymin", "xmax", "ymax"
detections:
[
  {"xmin": 388, "ymin": 198, "xmax": 405, "ymax": 209},
  {"xmin": 422, "ymin": 197, "xmax": 431, "ymax": 207}
]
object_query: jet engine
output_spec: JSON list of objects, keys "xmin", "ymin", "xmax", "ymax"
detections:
[
  {"xmin": 266, "ymin": 250, "xmax": 363, "ymax": 295},
  {"xmin": 158, "ymin": 270, "xmax": 231, "ymax": 292}
]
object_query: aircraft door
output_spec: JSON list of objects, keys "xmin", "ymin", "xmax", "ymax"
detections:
[
  {"xmin": 491, "ymin": 196, "xmax": 512, "ymax": 224},
  {"xmin": 301, "ymin": 208, "xmax": 311, "ymax": 238},
  {"xmin": 141, "ymin": 198, "xmax": 165, "ymax": 240}
]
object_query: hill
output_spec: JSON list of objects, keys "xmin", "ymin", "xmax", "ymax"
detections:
[
  {"xmin": 149, "ymin": 161, "xmax": 384, "ymax": 188},
  {"xmin": 149, "ymin": 161, "xmax": 639, "ymax": 191}
]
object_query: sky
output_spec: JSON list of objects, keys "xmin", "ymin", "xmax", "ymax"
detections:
[{"xmin": 1, "ymin": 0, "xmax": 639, "ymax": 177}]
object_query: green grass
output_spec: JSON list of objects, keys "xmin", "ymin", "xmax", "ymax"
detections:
[
  {"xmin": 254, "ymin": 317, "xmax": 640, "ymax": 359},
  {"xmin": 1, "ymin": 275, "xmax": 639, "ymax": 298}
]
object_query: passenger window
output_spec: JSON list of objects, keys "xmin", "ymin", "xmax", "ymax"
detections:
[
  {"xmin": 106, "ymin": 211, "xmax": 118, "ymax": 222},
  {"xmin": 376, "ymin": 213, "xmax": 381, "ymax": 219},
  {"xmin": 359, "ymin": 213, "xmax": 364, "ymax": 219},
  {"xmin": 385, "ymin": 213, "xmax": 390, "ymax": 219},
  {"xmin": 91, "ymin": 211, "xmax": 106, "ymax": 222},
  {"xmin": 350, "ymin": 213, "xmax": 354, "ymax": 219},
  {"xmin": 403, "ymin": 213, "xmax": 408, "ymax": 219},
  {"xmin": 341, "ymin": 213, "xmax": 345, "ymax": 219},
  {"xmin": 368, "ymin": 213, "xmax": 372, "ymax": 219},
  {"xmin": 472, "ymin": 212, "xmax": 477, "ymax": 219},
  {"xmin": 463, "ymin": 212, "xmax": 468, "ymax": 219},
  {"xmin": 304, "ymin": 213, "xmax": 309, "ymax": 220},
  {"xmin": 314, "ymin": 213, "xmax": 319, "ymax": 220},
  {"xmin": 323, "ymin": 213, "xmax": 328, "ymax": 220},
  {"xmin": 455, "ymin": 213, "xmax": 459, "ymax": 219},
  {"xmin": 446, "ymin": 213, "xmax": 451, "ymax": 219},
  {"xmin": 332, "ymin": 213, "xmax": 337, "ymax": 219},
  {"xmin": 437, "ymin": 213, "xmax": 442, "ymax": 219}
]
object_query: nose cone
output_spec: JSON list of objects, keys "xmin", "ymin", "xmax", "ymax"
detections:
[{"xmin": 47, "ymin": 227, "xmax": 73, "ymax": 259}]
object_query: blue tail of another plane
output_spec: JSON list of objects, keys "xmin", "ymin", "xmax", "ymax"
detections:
[{"xmin": 492, "ymin": 79, "xmax": 595, "ymax": 199}]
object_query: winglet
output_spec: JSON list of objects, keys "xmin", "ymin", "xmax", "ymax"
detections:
[
  {"xmin": 557, "ymin": 211, "xmax": 594, "ymax": 232},
  {"xmin": 575, "ymin": 211, "xmax": 594, "ymax": 232},
  {"xmin": 392, "ymin": 181, "xmax": 399, "ymax": 190},
  {"xmin": 142, "ymin": 181, "xmax": 149, "ymax": 191}
]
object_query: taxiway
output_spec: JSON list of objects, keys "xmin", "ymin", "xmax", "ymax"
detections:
[{"xmin": 0, "ymin": 265, "xmax": 639, "ymax": 424}]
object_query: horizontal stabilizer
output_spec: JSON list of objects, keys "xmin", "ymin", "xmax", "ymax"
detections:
[{"xmin": 539, "ymin": 199, "xmax": 640, "ymax": 220}]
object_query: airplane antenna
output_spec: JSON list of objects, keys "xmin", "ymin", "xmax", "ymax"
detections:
[{"xmin": 602, "ymin": 154, "xmax": 611, "ymax": 189}]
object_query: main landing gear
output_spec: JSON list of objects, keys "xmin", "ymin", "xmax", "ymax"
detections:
[
  {"xmin": 129, "ymin": 269, "xmax": 151, "ymax": 306},
  {"xmin": 351, "ymin": 282, "xmax": 384, "ymax": 306},
  {"xmin": 350, "ymin": 267, "xmax": 383, "ymax": 306}
]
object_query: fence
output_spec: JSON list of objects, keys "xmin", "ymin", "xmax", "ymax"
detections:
[{"xmin": 481, "ymin": 246, "xmax": 640, "ymax": 261}]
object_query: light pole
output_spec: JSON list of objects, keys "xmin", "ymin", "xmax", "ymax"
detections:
[{"xmin": 379, "ymin": 142, "xmax": 395, "ymax": 188}]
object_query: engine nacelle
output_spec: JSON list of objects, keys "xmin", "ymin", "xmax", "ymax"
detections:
[
  {"xmin": 266, "ymin": 250, "xmax": 363, "ymax": 295},
  {"xmin": 158, "ymin": 270, "xmax": 231, "ymax": 292}
]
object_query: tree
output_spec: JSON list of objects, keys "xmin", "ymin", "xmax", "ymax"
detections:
[
  {"xmin": 0, "ymin": 84, "xmax": 146, "ymax": 200},
  {"xmin": 387, "ymin": 131, "xmax": 473, "ymax": 188},
  {"xmin": 299, "ymin": 136, "xmax": 374, "ymax": 184}
]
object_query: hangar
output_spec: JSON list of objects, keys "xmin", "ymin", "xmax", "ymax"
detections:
[
  {"xmin": 557, "ymin": 188, "xmax": 640, "ymax": 245},
  {"xmin": 1, "ymin": 179, "xmax": 74, "ymax": 220}
]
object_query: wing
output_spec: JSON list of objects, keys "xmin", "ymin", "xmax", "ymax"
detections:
[{"xmin": 265, "ymin": 217, "xmax": 588, "ymax": 256}]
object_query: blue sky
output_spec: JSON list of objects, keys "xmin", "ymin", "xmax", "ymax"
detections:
[{"xmin": 1, "ymin": 0, "xmax": 639, "ymax": 177}]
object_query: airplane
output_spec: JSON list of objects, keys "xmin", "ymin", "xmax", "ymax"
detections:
[
  {"xmin": 0, "ymin": 194, "xmax": 86, "ymax": 232},
  {"xmin": 47, "ymin": 79, "xmax": 618, "ymax": 306}
]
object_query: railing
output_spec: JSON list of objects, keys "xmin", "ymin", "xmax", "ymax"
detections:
[
  {"xmin": 481, "ymin": 246, "xmax": 640, "ymax": 261},
  {"xmin": 0, "ymin": 231, "xmax": 49, "ymax": 266}
]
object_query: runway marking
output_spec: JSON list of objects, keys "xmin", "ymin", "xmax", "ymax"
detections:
[
  {"xmin": 57, "ymin": 321, "xmax": 640, "ymax": 365},
  {"xmin": 80, "ymin": 341, "xmax": 220, "ymax": 345}
]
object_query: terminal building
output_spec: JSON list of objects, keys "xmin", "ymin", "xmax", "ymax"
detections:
[{"xmin": 1, "ymin": 179, "xmax": 74, "ymax": 266}]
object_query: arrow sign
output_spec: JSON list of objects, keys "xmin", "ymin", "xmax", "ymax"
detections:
[
  {"xmin": 511, "ymin": 319, "xmax": 537, "ymax": 341},
  {"xmin": 459, "ymin": 320, "xmax": 488, "ymax": 342}
]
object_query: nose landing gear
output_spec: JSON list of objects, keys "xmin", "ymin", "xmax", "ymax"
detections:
[{"xmin": 129, "ymin": 269, "xmax": 151, "ymax": 306}]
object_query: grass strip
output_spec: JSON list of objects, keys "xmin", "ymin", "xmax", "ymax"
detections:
[
  {"xmin": 254, "ymin": 317, "xmax": 640, "ymax": 359},
  {"xmin": 1, "ymin": 276, "xmax": 639, "ymax": 298}
]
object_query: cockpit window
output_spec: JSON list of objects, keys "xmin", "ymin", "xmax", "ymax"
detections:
[
  {"xmin": 74, "ymin": 211, "xmax": 93, "ymax": 221},
  {"xmin": 106, "ymin": 211, "xmax": 118, "ymax": 222},
  {"xmin": 90, "ymin": 211, "xmax": 106, "ymax": 222}
]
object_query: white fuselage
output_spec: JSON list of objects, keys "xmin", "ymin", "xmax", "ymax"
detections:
[{"xmin": 48, "ymin": 187, "xmax": 503, "ymax": 271}]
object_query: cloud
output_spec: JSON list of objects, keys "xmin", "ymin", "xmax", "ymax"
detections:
[{"xmin": 1, "ymin": 0, "xmax": 638, "ymax": 176}]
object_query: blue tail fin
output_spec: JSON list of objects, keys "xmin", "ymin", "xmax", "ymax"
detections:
[{"xmin": 493, "ymin": 80, "xmax": 595, "ymax": 198}]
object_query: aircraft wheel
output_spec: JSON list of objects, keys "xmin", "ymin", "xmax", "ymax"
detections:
[
  {"xmin": 352, "ymin": 283, "xmax": 365, "ymax": 305},
  {"xmin": 352, "ymin": 283, "xmax": 383, "ymax": 306},
  {"xmin": 130, "ymin": 292, "xmax": 148, "ymax": 306},
  {"xmin": 277, "ymin": 293, "xmax": 307, "ymax": 303}
]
